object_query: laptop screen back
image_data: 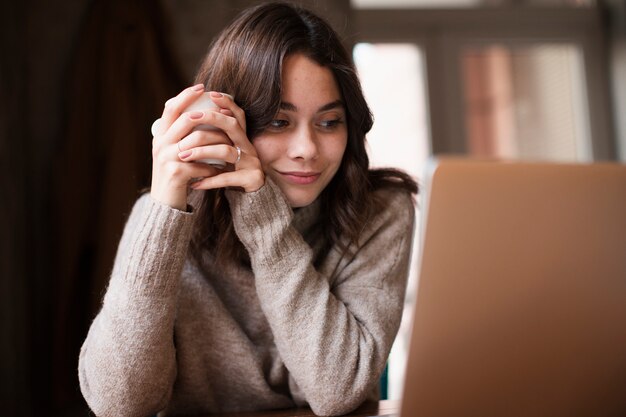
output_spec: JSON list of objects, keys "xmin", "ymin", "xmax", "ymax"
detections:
[{"xmin": 401, "ymin": 159, "xmax": 626, "ymax": 417}]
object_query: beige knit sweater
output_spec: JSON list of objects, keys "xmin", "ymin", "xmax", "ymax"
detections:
[{"xmin": 78, "ymin": 178, "xmax": 415, "ymax": 417}]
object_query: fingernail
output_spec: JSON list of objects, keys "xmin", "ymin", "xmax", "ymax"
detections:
[
  {"xmin": 189, "ymin": 111, "xmax": 204, "ymax": 120},
  {"xmin": 210, "ymin": 91, "xmax": 223, "ymax": 98},
  {"xmin": 179, "ymin": 150, "xmax": 192, "ymax": 159},
  {"xmin": 192, "ymin": 83, "xmax": 205, "ymax": 91}
]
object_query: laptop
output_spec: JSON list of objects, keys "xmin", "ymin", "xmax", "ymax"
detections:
[{"xmin": 393, "ymin": 158, "xmax": 626, "ymax": 417}]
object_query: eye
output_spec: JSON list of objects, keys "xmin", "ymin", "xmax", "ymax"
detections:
[
  {"xmin": 268, "ymin": 119, "xmax": 289, "ymax": 130},
  {"xmin": 318, "ymin": 118, "xmax": 344, "ymax": 129}
]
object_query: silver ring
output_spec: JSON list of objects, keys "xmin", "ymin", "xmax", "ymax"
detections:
[{"xmin": 234, "ymin": 146, "xmax": 241, "ymax": 164}]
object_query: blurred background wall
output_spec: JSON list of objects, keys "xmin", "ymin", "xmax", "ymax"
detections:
[{"xmin": 1, "ymin": 0, "xmax": 623, "ymax": 416}]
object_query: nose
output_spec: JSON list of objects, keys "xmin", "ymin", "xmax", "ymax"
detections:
[{"xmin": 287, "ymin": 125, "xmax": 319, "ymax": 161}]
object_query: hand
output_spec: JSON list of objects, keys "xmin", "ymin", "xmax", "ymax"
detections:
[
  {"xmin": 182, "ymin": 92, "xmax": 265, "ymax": 194},
  {"xmin": 150, "ymin": 84, "xmax": 232, "ymax": 210}
]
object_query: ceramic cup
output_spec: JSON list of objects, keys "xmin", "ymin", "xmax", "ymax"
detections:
[{"xmin": 151, "ymin": 92, "xmax": 234, "ymax": 167}]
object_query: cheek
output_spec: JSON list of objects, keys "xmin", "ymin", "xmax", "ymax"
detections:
[
  {"xmin": 327, "ymin": 135, "xmax": 348, "ymax": 166},
  {"xmin": 252, "ymin": 138, "xmax": 276, "ymax": 166}
]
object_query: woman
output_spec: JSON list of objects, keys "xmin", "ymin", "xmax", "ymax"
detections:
[{"xmin": 78, "ymin": 2, "xmax": 418, "ymax": 416}]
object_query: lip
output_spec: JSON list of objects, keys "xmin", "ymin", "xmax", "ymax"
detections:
[{"xmin": 277, "ymin": 171, "xmax": 321, "ymax": 185}]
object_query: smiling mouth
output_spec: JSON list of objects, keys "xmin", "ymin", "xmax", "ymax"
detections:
[{"xmin": 278, "ymin": 171, "xmax": 321, "ymax": 185}]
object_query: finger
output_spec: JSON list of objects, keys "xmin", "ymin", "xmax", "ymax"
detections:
[
  {"xmin": 183, "ymin": 161, "xmax": 225, "ymax": 179},
  {"xmin": 170, "ymin": 110, "xmax": 252, "ymax": 154},
  {"xmin": 155, "ymin": 157, "xmax": 223, "ymax": 186},
  {"xmin": 209, "ymin": 92, "xmax": 247, "ymax": 131},
  {"xmin": 190, "ymin": 169, "xmax": 264, "ymax": 193},
  {"xmin": 157, "ymin": 84, "xmax": 205, "ymax": 135},
  {"xmin": 196, "ymin": 110, "xmax": 254, "ymax": 155},
  {"xmin": 158, "ymin": 107, "xmax": 222, "ymax": 146},
  {"xmin": 178, "ymin": 143, "xmax": 239, "ymax": 165},
  {"xmin": 177, "ymin": 128, "xmax": 232, "ymax": 153}
]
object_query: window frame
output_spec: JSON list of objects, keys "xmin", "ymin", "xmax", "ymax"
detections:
[{"xmin": 353, "ymin": 6, "xmax": 616, "ymax": 160}]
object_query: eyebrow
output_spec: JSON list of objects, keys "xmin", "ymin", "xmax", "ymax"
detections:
[{"xmin": 279, "ymin": 99, "xmax": 344, "ymax": 113}]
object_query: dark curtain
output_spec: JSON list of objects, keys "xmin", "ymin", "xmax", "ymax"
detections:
[
  {"xmin": 0, "ymin": 1, "xmax": 30, "ymax": 415},
  {"xmin": 50, "ymin": 0, "xmax": 184, "ymax": 413}
]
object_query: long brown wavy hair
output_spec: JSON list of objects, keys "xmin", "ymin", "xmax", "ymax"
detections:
[{"xmin": 190, "ymin": 1, "xmax": 418, "ymax": 267}]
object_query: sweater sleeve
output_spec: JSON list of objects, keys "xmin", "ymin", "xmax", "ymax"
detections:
[
  {"xmin": 78, "ymin": 193, "xmax": 196, "ymax": 417},
  {"xmin": 226, "ymin": 179, "xmax": 416, "ymax": 416}
]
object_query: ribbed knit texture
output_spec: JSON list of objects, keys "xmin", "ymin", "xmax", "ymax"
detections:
[{"xmin": 79, "ymin": 179, "xmax": 415, "ymax": 417}]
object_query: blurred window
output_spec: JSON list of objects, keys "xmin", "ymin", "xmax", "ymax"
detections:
[
  {"xmin": 462, "ymin": 44, "xmax": 591, "ymax": 161},
  {"xmin": 354, "ymin": 43, "xmax": 429, "ymax": 399},
  {"xmin": 353, "ymin": 43, "xmax": 430, "ymax": 181},
  {"xmin": 353, "ymin": 6, "xmax": 613, "ymax": 160}
]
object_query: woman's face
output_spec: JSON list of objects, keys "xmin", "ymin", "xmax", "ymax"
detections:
[{"xmin": 253, "ymin": 53, "xmax": 348, "ymax": 208}]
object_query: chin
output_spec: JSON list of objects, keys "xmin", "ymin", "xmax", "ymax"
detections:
[
  {"xmin": 284, "ymin": 191, "xmax": 319, "ymax": 208},
  {"xmin": 287, "ymin": 197, "xmax": 316, "ymax": 208}
]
